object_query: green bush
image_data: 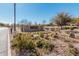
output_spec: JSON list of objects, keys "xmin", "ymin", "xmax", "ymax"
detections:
[{"xmin": 63, "ymin": 26, "xmax": 71, "ymax": 29}]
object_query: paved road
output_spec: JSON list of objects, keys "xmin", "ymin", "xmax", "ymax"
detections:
[{"xmin": 0, "ymin": 27, "xmax": 11, "ymax": 56}]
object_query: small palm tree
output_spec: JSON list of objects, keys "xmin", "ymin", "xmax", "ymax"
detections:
[{"xmin": 53, "ymin": 12, "xmax": 72, "ymax": 29}]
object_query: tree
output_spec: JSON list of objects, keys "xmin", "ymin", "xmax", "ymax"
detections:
[
  {"xmin": 28, "ymin": 22, "xmax": 32, "ymax": 26},
  {"xmin": 0, "ymin": 23, "xmax": 5, "ymax": 26},
  {"xmin": 71, "ymin": 17, "xmax": 79, "ymax": 26},
  {"xmin": 42, "ymin": 20, "xmax": 46, "ymax": 25},
  {"xmin": 19, "ymin": 19, "xmax": 28, "ymax": 25},
  {"xmin": 53, "ymin": 12, "xmax": 72, "ymax": 29},
  {"xmin": 18, "ymin": 19, "xmax": 28, "ymax": 32}
]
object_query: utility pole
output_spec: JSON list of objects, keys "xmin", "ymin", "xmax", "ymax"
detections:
[{"xmin": 14, "ymin": 3, "xmax": 16, "ymax": 34}]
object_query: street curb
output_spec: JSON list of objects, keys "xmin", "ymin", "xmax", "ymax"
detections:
[{"xmin": 8, "ymin": 28, "xmax": 11, "ymax": 56}]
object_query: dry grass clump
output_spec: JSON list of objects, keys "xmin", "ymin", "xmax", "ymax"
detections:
[
  {"xmin": 69, "ymin": 48, "xmax": 78, "ymax": 56},
  {"xmin": 68, "ymin": 44, "xmax": 79, "ymax": 56}
]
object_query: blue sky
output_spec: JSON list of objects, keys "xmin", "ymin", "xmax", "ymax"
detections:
[
  {"xmin": 0, "ymin": 3, "xmax": 79, "ymax": 24},
  {"xmin": 0, "ymin": 4, "xmax": 13, "ymax": 24}
]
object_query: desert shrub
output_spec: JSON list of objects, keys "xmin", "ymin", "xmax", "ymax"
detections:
[
  {"xmin": 37, "ymin": 40, "xmax": 49, "ymax": 48},
  {"xmin": 69, "ymin": 32, "xmax": 75, "ymax": 38},
  {"xmin": 63, "ymin": 26, "xmax": 71, "ymax": 29},
  {"xmin": 35, "ymin": 48, "xmax": 49, "ymax": 56},
  {"xmin": 37, "ymin": 39, "xmax": 54, "ymax": 51},
  {"xmin": 63, "ymin": 26, "xmax": 77, "ymax": 30},
  {"xmin": 64, "ymin": 39, "xmax": 70, "ymax": 42},
  {"xmin": 54, "ymin": 33, "xmax": 59, "ymax": 38},
  {"xmin": 11, "ymin": 32, "xmax": 54, "ymax": 56},
  {"xmin": 12, "ymin": 33, "xmax": 36, "ymax": 50},
  {"xmin": 68, "ymin": 44, "xmax": 79, "ymax": 56},
  {"xmin": 25, "ymin": 40, "xmax": 36, "ymax": 49},
  {"xmin": 49, "ymin": 43, "xmax": 55, "ymax": 51},
  {"xmin": 39, "ymin": 32, "xmax": 44, "ymax": 38},
  {"xmin": 69, "ymin": 47, "xmax": 78, "ymax": 56}
]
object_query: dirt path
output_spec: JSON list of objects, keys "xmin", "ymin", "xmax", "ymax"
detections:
[{"xmin": 47, "ymin": 31, "xmax": 79, "ymax": 56}]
